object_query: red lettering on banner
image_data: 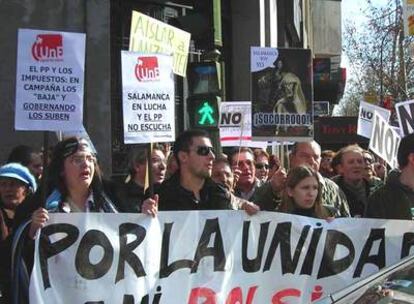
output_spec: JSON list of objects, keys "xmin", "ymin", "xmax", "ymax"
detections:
[
  {"xmin": 188, "ymin": 287, "xmax": 216, "ymax": 304},
  {"xmin": 272, "ymin": 288, "xmax": 301, "ymax": 304},
  {"xmin": 225, "ymin": 286, "xmax": 258, "ymax": 304},
  {"xmin": 271, "ymin": 285, "xmax": 324, "ymax": 303},
  {"xmin": 188, "ymin": 286, "xmax": 258, "ymax": 304},
  {"xmin": 311, "ymin": 285, "xmax": 323, "ymax": 301}
]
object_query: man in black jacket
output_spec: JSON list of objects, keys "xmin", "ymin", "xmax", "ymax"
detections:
[
  {"xmin": 142, "ymin": 129, "xmax": 259, "ymax": 214},
  {"xmin": 366, "ymin": 133, "xmax": 414, "ymax": 219}
]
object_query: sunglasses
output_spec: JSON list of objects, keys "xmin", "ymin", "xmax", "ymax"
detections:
[
  {"xmin": 193, "ymin": 146, "xmax": 215, "ymax": 156},
  {"xmin": 255, "ymin": 163, "xmax": 269, "ymax": 170}
]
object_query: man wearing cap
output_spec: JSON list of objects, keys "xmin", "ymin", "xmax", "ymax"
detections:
[{"xmin": 0, "ymin": 163, "xmax": 36, "ymax": 303}]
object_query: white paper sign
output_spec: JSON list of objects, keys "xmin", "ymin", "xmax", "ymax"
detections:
[
  {"xmin": 357, "ymin": 101, "xmax": 391, "ymax": 138},
  {"xmin": 369, "ymin": 112, "xmax": 401, "ymax": 168},
  {"xmin": 250, "ymin": 47, "xmax": 279, "ymax": 72},
  {"xmin": 29, "ymin": 212, "xmax": 414, "ymax": 304},
  {"xmin": 15, "ymin": 29, "xmax": 86, "ymax": 131},
  {"xmin": 396, "ymin": 99, "xmax": 414, "ymax": 137},
  {"xmin": 121, "ymin": 51, "xmax": 175, "ymax": 144},
  {"xmin": 219, "ymin": 101, "xmax": 268, "ymax": 148}
]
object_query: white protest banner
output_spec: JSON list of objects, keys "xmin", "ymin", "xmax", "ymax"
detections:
[
  {"xmin": 29, "ymin": 211, "xmax": 414, "ymax": 304},
  {"xmin": 219, "ymin": 101, "xmax": 268, "ymax": 149},
  {"xmin": 121, "ymin": 51, "xmax": 175, "ymax": 144},
  {"xmin": 396, "ymin": 99, "xmax": 414, "ymax": 136},
  {"xmin": 129, "ymin": 11, "xmax": 190, "ymax": 77},
  {"xmin": 369, "ymin": 112, "xmax": 401, "ymax": 168},
  {"xmin": 357, "ymin": 101, "xmax": 391, "ymax": 138},
  {"xmin": 15, "ymin": 29, "xmax": 85, "ymax": 131}
]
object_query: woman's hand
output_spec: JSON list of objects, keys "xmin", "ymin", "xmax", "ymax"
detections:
[
  {"xmin": 142, "ymin": 194, "xmax": 159, "ymax": 217},
  {"xmin": 29, "ymin": 208, "xmax": 49, "ymax": 239}
]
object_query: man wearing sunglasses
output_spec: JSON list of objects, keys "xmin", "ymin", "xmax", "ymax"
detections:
[{"xmin": 142, "ymin": 130, "xmax": 259, "ymax": 215}]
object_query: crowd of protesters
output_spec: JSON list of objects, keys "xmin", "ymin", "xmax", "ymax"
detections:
[{"xmin": 1, "ymin": 129, "xmax": 414, "ymax": 303}]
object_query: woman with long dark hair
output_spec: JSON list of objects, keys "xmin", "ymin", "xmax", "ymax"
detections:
[
  {"xmin": 278, "ymin": 165, "xmax": 339, "ymax": 219},
  {"xmin": 28, "ymin": 137, "xmax": 117, "ymax": 237}
]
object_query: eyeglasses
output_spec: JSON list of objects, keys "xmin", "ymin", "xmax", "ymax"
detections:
[
  {"xmin": 192, "ymin": 146, "xmax": 215, "ymax": 156},
  {"xmin": 69, "ymin": 154, "xmax": 96, "ymax": 166},
  {"xmin": 255, "ymin": 163, "xmax": 269, "ymax": 170},
  {"xmin": 364, "ymin": 157, "xmax": 374, "ymax": 164}
]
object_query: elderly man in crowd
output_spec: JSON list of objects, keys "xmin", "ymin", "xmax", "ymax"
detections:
[
  {"xmin": 332, "ymin": 145, "xmax": 382, "ymax": 217},
  {"xmin": 229, "ymin": 147, "xmax": 264, "ymax": 200}
]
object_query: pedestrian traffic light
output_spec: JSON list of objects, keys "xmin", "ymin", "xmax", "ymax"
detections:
[{"xmin": 188, "ymin": 94, "xmax": 220, "ymax": 129}]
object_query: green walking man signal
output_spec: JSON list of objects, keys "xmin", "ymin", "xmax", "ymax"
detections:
[
  {"xmin": 188, "ymin": 94, "xmax": 220, "ymax": 129},
  {"xmin": 198, "ymin": 101, "xmax": 215, "ymax": 125}
]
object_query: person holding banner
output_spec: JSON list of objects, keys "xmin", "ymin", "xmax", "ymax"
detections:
[
  {"xmin": 278, "ymin": 165, "xmax": 339, "ymax": 219},
  {"xmin": 115, "ymin": 144, "xmax": 166, "ymax": 213},
  {"xmin": 27, "ymin": 137, "xmax": 118, "ymax": 238},
  {"xmin": 366, "ymin": 133, "xmax": 414, "ymax": 219},
  {"xmin": 142, "ymin": 130, "xmax": 259, "ymax": 215}
]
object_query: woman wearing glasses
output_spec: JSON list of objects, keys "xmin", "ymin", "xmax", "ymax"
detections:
[
  {"xmin": 28, "ymin": 137, "xmax": 117, "ymax": 238},
  {"xmin": 277, "ymin": 165, "xmax": 339, "ymax": 219},
  {"xmin": 11, "ymin": 137, "xmax": 117, "ymax": 304}
]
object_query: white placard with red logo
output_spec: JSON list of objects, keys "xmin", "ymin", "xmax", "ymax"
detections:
[
  {"xmin": 15, "ymin": 29, "xmax": 86, "ymax": 131},
  {"xmin": 219, "ymin": 101, "xmax": 268, "ymax": 149},
  {"xmin": 121, "ymin": 51, "xmax": 175, "ymax": 144}
]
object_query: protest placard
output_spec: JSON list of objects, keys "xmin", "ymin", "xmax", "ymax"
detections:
[
  {"xmin": 129, "ymin": 11, "xmax": 190, "ymax": 77},
  {"xmin": 15, "ymin": 29, "xmax": 85, "ymax": 131},
  {"xmin": 396, "ymin": 99, "xmax": 414, "ymax": 137},
  {"xmin": 121, "ymin": 51, "xmax": 175, "ymax": 144},
  {"xmin": 357, "ymin": 101, "xmax": 391, "ymax": 138},
  {"xmin": 251, "ymin": 47, "xmax": 313, "ymax": 141},
  {"xmin": 29, "ymin": 211, "xmax": 414, "ymax": 304},
  {"xmin": 219, "ymin": 101, "xmax": 267, "ymax": 149},
  {"xmin": 369, "ymin": 112, "xmax": 401, "ymax": 168}
]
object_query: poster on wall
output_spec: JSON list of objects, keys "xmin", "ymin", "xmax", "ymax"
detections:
[
  {"xmin": 251, "ymin": 47, "xmax": 313, "ymax": 141},
  {"xmin": 121, "ymin": 51, "xmax": 175, "ymax": 144},
  {"xmin": 15, "ymin": 29, "xmax": 85, "ymax": 131}
]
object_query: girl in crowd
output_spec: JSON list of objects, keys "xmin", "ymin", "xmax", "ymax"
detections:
[
  {"xmin": 278, "ymin": 165, "xmax": 339, "ymax": 219},
  {"xmin": 28, "ymin": 137, "xmax": 117, "ymax": 237}
]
